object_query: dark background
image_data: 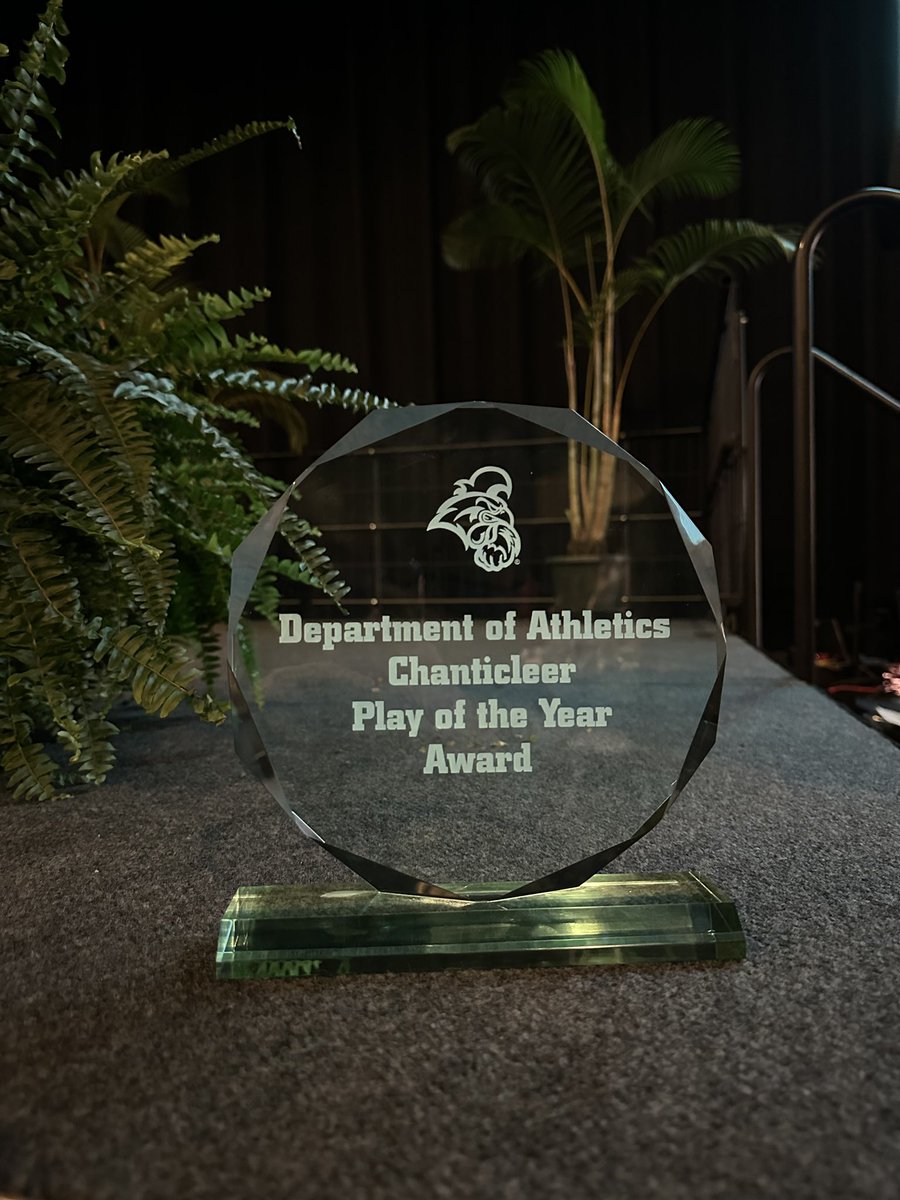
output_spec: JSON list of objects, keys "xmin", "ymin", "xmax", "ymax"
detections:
[{"xmin": 5, "ymin": 0, "xmax": 900, "ymax": 657}]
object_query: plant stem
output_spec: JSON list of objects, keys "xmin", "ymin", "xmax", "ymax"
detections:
[
  {"xmin": 614, "ymin": 285, "xmax": 674, "ymax": 424},
  {"xmin": 558, "ymin": 270, "xmax": 582, "ymax": 540}
]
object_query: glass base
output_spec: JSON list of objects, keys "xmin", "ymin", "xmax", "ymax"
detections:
[{"xmin": 216, "ymin": 871, "xmax": 746, "ymax": 978}]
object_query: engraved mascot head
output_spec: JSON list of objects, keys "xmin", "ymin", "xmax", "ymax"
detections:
[{"xmin": 427, "ymin": 466, "xmax": 521, "ymax": 572}]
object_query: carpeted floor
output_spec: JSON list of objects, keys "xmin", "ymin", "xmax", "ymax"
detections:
[{"xmin": 1, "ymin": 637, "xmax": 898, "ymax": 1200}]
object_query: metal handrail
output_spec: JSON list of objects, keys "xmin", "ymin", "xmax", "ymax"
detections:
[
  {"xmin": 744, "ymin": 348, "xmax": 790, "ymax": 647},
  {"xmin": 793, "ymin": 187, "xmax": 900, "ymax": 680},
  {"xmin": 747, "ymin": 298, "xmax": 900, "ymax": 655}
]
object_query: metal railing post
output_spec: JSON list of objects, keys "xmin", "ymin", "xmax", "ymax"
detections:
[
  {"xmin": 745, "ymin": 347, "xmax": 791, "ymax": 647},
  {"xmin": 792, "ymin": 187, "xmax": 900, "ymax": 681}
]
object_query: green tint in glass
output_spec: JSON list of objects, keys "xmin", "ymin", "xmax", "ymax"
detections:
[{"xmin": 216, "ymin": 872, "xmax": 746, "ymax": 978}]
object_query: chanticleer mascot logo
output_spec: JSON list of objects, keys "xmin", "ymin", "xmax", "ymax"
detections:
[{"xmin": 427, "ymin": 466, "xmax": 521, "ymax": 572}]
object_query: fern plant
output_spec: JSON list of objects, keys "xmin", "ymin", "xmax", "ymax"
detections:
[{"xmin": 1, "ymin": 1, "xmax": 389, "ymax": 801}]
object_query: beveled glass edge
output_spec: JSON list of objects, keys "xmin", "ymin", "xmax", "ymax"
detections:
[
  {"xmin": 215, "ymin": 871, "xmax": 747, "ymax": 977},
  {"xmin": 227, "ymin": 401, "xmax": 727, "ymax": 902},
  {"xmin": 223, "ymin": 870, "xmax": 739, "ymax": 914}
]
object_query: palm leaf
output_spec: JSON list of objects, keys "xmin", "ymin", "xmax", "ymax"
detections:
[
  {"xmin": 502, "ymin": 48, "xmax": 622, "ymax": 201},
  {"xmin": 448, "ymin": 100, "xmax": 599, "ymax": 259},
  {"xmin": 442, "ymin": 202, "xmax": 551, "ymax": 269},
  {"xmin": 617, "ymin": 118, "xmax": 740, "ymax": 229},
  {"xmin": 629, "ymin": 219, "xmax": 795, "ymax": 295}
]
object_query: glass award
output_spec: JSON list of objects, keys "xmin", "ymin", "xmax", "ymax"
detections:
[{"xmin": 217, "ymin": 402, "xmax": 744, "ymax": 978}]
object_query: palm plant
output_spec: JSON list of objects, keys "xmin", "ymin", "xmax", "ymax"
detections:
[
  {"xmin": 1, "ymin": 1, "xmax": 387, "ymax": 800},
  {"xmin": 444, "ymin": 49, "xmax": 793, "ymax": 555}
]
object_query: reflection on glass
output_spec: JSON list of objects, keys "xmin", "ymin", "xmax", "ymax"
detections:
[
  {"xmin": 229, "ymin": 402, "xmax": 725, "ymax": 900},
  {"xmin": 216, "ymin": 872, "xmax": 746, "ymax": 978}
]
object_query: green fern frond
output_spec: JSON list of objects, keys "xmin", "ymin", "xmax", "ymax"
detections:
[
  {"xmin": 194, "ymin": 400, "xmax": 260, "ymax": 428},
  {"xmin": 154, "ymin": 473, "xmax": 258, "ymax": 560},
  {"xmin": 69, "ymin": 713, "xmax": 118, "ymax": 784},
  {"xmin": 109, "ymin": 231, "xmax": 220, "ymax": 292},
  {"xmin": 217, "ymin": 389, "xmax": 307, "ymax": 453},
  {"xmin": 0, "ymin": 336, "xmax": 157, "ymax": 502},
  {"xmin": 0, "ymin": 590, "xmax": 87, "ymax": 739},
  {"xmin": 235, "ymin": 619, "xmax": 265, "ymax": 707},
  {"xmin": 0, "ymin": 151, "xmax": 168, "ymax": 328},
  {"xmin": 0, "ymin": 663, "xmax": 63, "ymax": 801},
  {"xmin": 164, "ymin": 543, "xmax": 229, "ymax": 645},
  {"xmin": 0, "ymin": 720, "xmax": 59, "ymax": 801},
  {"xmin": 199, "ymin": 367, "xmax": 392, "ymax": 416},
  {"xmin": 0, "ymin": 377, "xmax": 156, "ymax": 552},
  {"xmin": 0, "ymin": 0, "xmax": 68, "ymax": 189},
  {"xmin": 87, "ymin": 205, "xmax": 159, "ymax": 268},
  {"xmin": 0, "ymin": 10, "xmax": 381, "ymax": 804},
  {"xmin": 146, "ymin": 401, "xmax": 349, "ymax": 604},
  {"xmin": 0, "ymin": 471, "xmax": 124, "ymax": 543},
  {"xmin": 0, "ymin": 526, "xmax": 80, "ymax": 624},
  {"xmin": 246, "ymin": 563, "xmax": 283, "ymax": 624},
  {"xmin": 227, "ymin": 337, "xmax": 357, "ymax": 374},
  {"xmin": 179, "ymin": 333, "xmax": 357, "ymax": 376},
  {"xmin": 0, "ymin": 324, "xmax": 85, "ymax": 375},
  {"xmin": 137, "ymin": 287, "xmax": 274, "ymax": 374},
  {"xmin": 96, "ymin": 624, "xmax": 226, "ymax": 721},
  {"xmin": 197, "ymin": 286, "xmax": 271, "ymax": 322},
  {"xmin": 108, "ymin": 119, "xmax": 300, "ymax": 199},
  {"xmin": 119, "ymin": 371, "xmax": 260, "ymax": 478},
  {"xmin": 279, "ymin": 510, "xmax": 350, "ymax": 604},
  {"xmin": 87, "ymin": 368, "xmax": 155, "ymax": 499},
  {"xmin": 67, "ymin": 276, "xmax": 188, "ymax": 359},
  {"xmin": 153, "ymin": 297, "xmax": 234, "ymax": 370},
  {"xmin": 194, "ymin": 627, "xmax": 223, "ymax": 689},
  {"xmin": 110, "ymin": 533, "xmax": 177, "ymax": 631},
  {"xmin": 302, "ymin": 378, "xmax": 393, "ymax": 415}
]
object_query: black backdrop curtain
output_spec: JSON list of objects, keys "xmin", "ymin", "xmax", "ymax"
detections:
[{"xmin": 5, "ymin": 0, "xmax": 899, "ymax": 655}]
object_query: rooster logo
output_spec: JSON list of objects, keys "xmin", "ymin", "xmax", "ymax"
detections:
[{"xmin": 427, "ymin": 466, "xmax": 521, "ymax": 572}]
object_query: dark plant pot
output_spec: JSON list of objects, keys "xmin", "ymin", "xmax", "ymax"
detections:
[{"xmin": 548, "ymin": 553, "xmax": 629, "ymax": 612}]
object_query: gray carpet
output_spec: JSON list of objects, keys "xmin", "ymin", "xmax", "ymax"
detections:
[{"xmin": 1, "ymin": 637, "xmax": 898, "ymax": 1200}]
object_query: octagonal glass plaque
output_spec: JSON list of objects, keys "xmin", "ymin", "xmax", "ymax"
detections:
[{"xmin": 226, "ymin": 402, "xmax": 726, "ymax": 908}]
